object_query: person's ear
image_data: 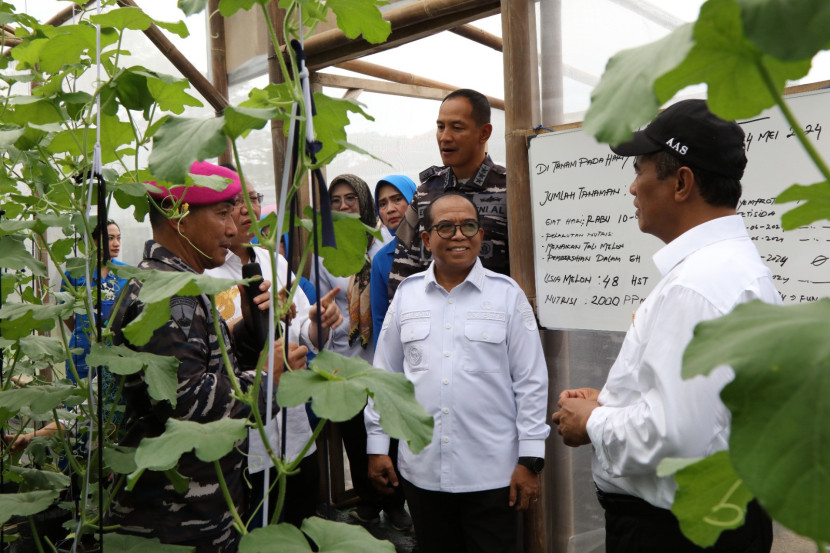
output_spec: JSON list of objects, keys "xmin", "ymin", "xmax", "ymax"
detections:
[
  {"xmin": 674, "ymin": 166, "xmax": 696, "ymax": 203},
  {"xmin": 422, "ymin": 229, "xmax": 432, "ymax": 253},
  {"xmin": 479, "ymin": 122, "xmax": 493, "ymax": 144}
]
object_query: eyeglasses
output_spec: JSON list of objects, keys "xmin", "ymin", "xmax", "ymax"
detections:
[
  {"xmin": 331, "ymin": 194, "xmax": 359, "ymax": 208},
  {"xmin": 235, "ymin": 193, "xmax": 264, "ymax": 207},
  {"xmin": 429, "ymin": 219, "xmax": 480, "ymax": 239}
]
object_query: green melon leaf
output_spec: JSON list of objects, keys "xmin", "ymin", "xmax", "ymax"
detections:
[
  {"xmin": 133, "ymin": 417, "xmax": 249, "ymax": 471},
  {"xmin": 664, "ymin": 451, "xmax": 753, "ymax": 547},
  {"xmin": 683, "ymin": 299, "xmax": 830, "ymax": 543},
  {"xmin": 278, "ymin": 350, "xmax": 433, "ymax": 454}
]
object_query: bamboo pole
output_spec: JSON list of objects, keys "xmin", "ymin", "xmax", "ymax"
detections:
[
  {"xmin": 501, "ymin": 3, "xmax": 543, "ymax": 552},
  {"xmin": 45, "ymin": 0, "xmax": 96, "ymax": 27},
  {"xmin": 1, "ymin": 0, "xmax": 94, "ymax": 56},
  {"xmin": 7, "ymin": 0, "xmax": 225, "ymax": 117},
  {"xmin": 207, "ymin": 0, "xmax": 233, "ymax": 165},
  {"xmin": 336, "ymin": 59, "xmax": 505, "ymax": 111},
  {"xmin": 302, "ymin": 0, "xmax": 500, "ymax": 70},
  {"xmin": 116, "ymin": 0, "xmax": 228, "ymax": 113},
  {"xmin": 450, "ymin": 23, "xmax": 503, "ymax": 52},
  {"xmin": 265, "ymin": 2, "xmax": 291, "ymax": 216},
  {"xmin": 311, "ymin": 72, "xmax": 453, "ymax": 102},
  {"xmin": 501, "ymin": 0, "xmax": 536, "ymax": 303}
]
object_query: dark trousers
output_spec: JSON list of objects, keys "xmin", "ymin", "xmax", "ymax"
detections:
[
  {"xmin": 401, "ymin": 478, "xmax": 521, "ymax": 553},
  {"xmin": 340, "ymin": 409, "xmax": 406, "ymax": 511},
  {"xmin": 248, "ymin": 450, "xmax": 320, "ymax": 528},
  {"xmin": 598, "ymin": 489, "xmax": 773, "ymax": 553}
]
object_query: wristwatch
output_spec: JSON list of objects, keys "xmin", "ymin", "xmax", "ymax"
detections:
[{"xmin": 518, "ymin": 456, "xmax": 545, "ymax": 474}]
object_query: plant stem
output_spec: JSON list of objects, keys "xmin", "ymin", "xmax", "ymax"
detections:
[
  {"xmin": 214, "ymin": 460, "xmax": 246, "ymax": 535},
  {"xmin": 756, "ymin": 58, "xmax": 830, "ymax": 184},
  {"xmin": 270, "ymin": 469, "xmax": 288, "ymax": 526},
  {"xmin": 28, "ymin": 516, "xmax": 46, "ymax": 553},
  {"xmin": 260, "ymin": 3, "xmax": 298, "ymax": 101},
  {"xmin": 286, "ymin": 416, "xmax": 327, "ymax": 472},
  {"xmin": 207, "ymin": 295, "xmax": 282, "ymax": 495}
]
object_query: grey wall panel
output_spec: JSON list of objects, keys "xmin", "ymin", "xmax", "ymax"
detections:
[{"xmin": 541, "ymin": 328, "xmax": 624, "ymax": 553}]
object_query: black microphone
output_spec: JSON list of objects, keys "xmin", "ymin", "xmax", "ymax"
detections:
[{"xmin": 241, "ymin": 262, "xmax": 269, "ymax": 351}]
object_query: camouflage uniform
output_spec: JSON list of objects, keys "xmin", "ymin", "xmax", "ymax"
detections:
[
  {"xmin": 388, "ymin": 155, "xmax": 508, "ymax": 298},
  {"xmin": 107, "ymin": 240, "xmax": 265, "ymax": 552}
]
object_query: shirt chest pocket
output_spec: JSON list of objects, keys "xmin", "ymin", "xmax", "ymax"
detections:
[
  {"xmin": 401, "ymin": 320, "xmax": 431, "ymax": 372},
  {"xmin": 463, "ymin": 313, "xmax": 508, "ymax": 373}
]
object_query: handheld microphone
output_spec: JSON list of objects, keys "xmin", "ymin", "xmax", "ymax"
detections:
[{"xmin": 241, "ymin": 262, "xmax": 269, "ymax": 351}]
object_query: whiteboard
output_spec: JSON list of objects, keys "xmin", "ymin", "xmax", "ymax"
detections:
[{"xmin": 529, "ymin": 89, "xmax": 830, "ymax": 332}]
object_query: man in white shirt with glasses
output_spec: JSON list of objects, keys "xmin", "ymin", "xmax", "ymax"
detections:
[{"xmin": 365, "ymin": 192, "xmax": 550, "ymax": 553}]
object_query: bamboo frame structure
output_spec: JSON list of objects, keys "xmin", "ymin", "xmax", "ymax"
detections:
[
  {"xmin": 335, "ymin": 59, "xmax": 506, "ymax": 111},
  {"xmin": 19, "ymin": 1, "xmax": 546, "ymax": 550},
  {"xmin": 208, "ymin": 0, "xmax": 233, "ymax": 167}
]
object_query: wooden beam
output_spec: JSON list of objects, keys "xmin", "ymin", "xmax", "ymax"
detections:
[
  {"xmin": 449, "ymin": 24, "xmax": 503, "ymax": 52},
  {"xmin": 501, "ymin": 7, "xmax": 542, "ymax": 552},
  {"xmin": 2, "ymin": 0, "xmax": 94, "ymax": 56},
  {"xmin": 116, "ymin": 0, "xmax": 228, "ymax": 113},
  {"xmin": 303, "ymin": 0, "xmax": 500, "ymax": 70},
  {"xmin": 266, "ymin": 1, "xmax": 289, "ymax": 204},
  {"xmin": 336, "ymin": 58, "xmax": 506, "ymax": 110},
  {"xmin": 502, "ymin": 0, "xmax": 536, "ymax": 302},
  {"xmin": 208, "ymin": 0, "xmax": 233, "ymax": 164},
  {"xmin": 311, "ymin": 72, "xmax": 453, "ymax": 102},
  {"xmin": 45, "ymin": 0, "xmax": 96, "ymax": 27}
]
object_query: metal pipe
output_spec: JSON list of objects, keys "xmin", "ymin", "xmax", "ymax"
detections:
[{"xmin": 540, "ymin": 0, "xmax": 564, "ymax": 126}]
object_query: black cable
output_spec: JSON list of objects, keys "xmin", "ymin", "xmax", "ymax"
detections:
[
  {"xmin": 94, "ymin": 173, "xmax": 107, "ymax": 551},
  {"xmin": 1, "ymin": 208, "xmax": 5, "ymax": 547}
]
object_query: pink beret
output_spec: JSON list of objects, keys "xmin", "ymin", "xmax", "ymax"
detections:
[{"xmin": 148, "ymin": 161, "xmax": 241, "ymax": 205}]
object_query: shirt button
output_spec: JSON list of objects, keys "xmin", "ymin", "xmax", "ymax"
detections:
[
  {"xmin": 442, "ymin": 436, "xmax": 450, "ymax": 443},
  {"xmin": 448, "ymin": 298, "xmax": 455, "ymax": 304},
  {"xmin": 442, "ymin": 378, "xmax": 449, "ymax": 385},
  {"xmin": 482, "ymin": 333, "xmax": 489, "ymax": 340},
  {"xmin": 443, "ymin": 351, "xmax": 450, "ymax": 357},
  {"xmin": 442, "ymin": 408, "xmax": 450, "ymax": 414},
  {"xmin": 445, "ymin": 324, "xmax": 451, "ymax": 330}
]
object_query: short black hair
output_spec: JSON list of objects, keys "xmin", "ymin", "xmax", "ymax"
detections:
[
  {"xmin": 636, "ymin": 150, "xmax": 742, "ymax": 209},
  {"xmin": 422, "ymin": 191, "xmax": 480, "ymax": 231},
  {"xmin": 148, "ymin": 197, "xmax": 167, "ymax": 230},
  {"xmin": 442, "ymin": 89, "xmax": 491, "ymax": 127}
]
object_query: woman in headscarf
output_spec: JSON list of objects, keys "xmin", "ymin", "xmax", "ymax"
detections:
[
  {"xmin": 310, "ymin": 174, "xmax": 405, "ymax": 528},
  {"xmin": 311, "ymin": 174, "xmax": 388, "ymax": 363}
]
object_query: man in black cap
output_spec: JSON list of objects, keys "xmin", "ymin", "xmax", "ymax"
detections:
[{"xmin": 552, "ymin": 100, "xmax": 779, "ymax": 552}]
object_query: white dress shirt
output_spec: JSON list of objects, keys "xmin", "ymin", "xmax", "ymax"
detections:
[
  {"xmin": 310, "ymin": 233, "xmax": 388, "ymax": 364},
  {"xmin": 587, "ymin": 215, "xmax": 781, "ymax": 508},
  {"xmin": 365, "ymin": 258, "xmax": 550, "ymax": 493},
  {"xmin": 206, "ymin": 247, "xmax": 320, "ymax": 472}
]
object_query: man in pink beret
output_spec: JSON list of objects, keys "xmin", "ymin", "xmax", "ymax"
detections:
[{"xmin": 108, "ymin": 161, "xmax": 306, "ymax": 551}]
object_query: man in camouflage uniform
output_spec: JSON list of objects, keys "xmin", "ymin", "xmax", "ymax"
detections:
[
  {"xmin": 388, "ymin": 88, "xmax": 508, "ymax": 298},
  {"xmin": 108, "ymin": 162, "xmax": 304, "ymax": 552}
]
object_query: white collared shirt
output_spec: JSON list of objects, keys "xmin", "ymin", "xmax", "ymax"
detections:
[
  {"xmin": 365, "ymin": 258, "xmax": 550, "ymax": 493},
  {"xmin": 206, "ymin": 247, "xmax": 319, "ymax": 471},
  {"xmin": 587, "ymin": 215, "xmax": 781, "ymax": 508},
  {"xmin": 310, "ymin": 233, "xmax": 389, "ymax": 364}
]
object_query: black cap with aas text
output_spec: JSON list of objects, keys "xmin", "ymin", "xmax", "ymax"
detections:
[{"xmin": 610, "ymin": 99, "xmax": 747, "ymax": 180}]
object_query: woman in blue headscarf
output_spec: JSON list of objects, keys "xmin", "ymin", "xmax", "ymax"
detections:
[{"xmin": 369, "ymin": 174, "xmax": 417, "ymax": 348}]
